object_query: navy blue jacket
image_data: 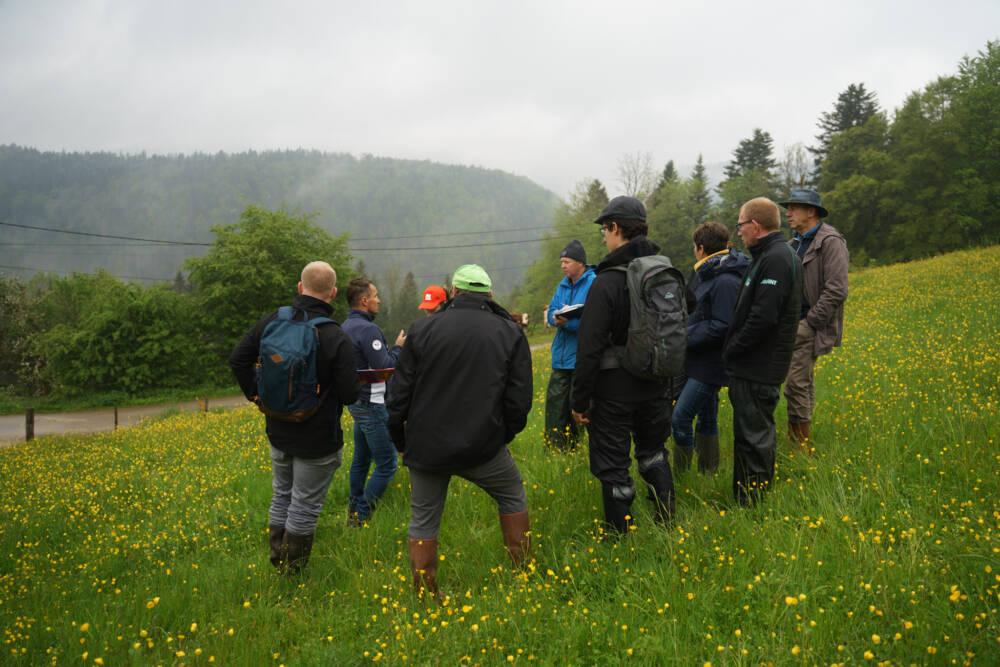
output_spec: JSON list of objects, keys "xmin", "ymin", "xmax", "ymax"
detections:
[
  {"xmin": 341, "ymin": 309, "xmax": 401, "ymax": 404},
  {"xmin": 684, "ymin": 248, "xmax": 750, "ymax": 386},
  {"xmin": 547, "ymin": 267, "xmax": 596, "ymax": 370}
]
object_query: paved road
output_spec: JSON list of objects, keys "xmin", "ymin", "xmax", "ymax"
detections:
[
  {"xmin": 0, "ymin": 341, "xmax": 552, "ymax": 447},
  {"xmin": 0, "ymin": 396, "xmax": 249, "ymax": 446}
]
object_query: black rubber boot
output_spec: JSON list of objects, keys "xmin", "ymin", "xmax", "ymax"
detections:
[
  {"xmin": 268, "ymin": 524, "xmax": 285, "ymax": 569},
  {"xmin": 638, "ymin": 450, "xmax": 676, "ymax": 525},
  {"xmin": 673, "ymin": 444, "xmax": 694, "ymax": 473},
  {"xmin": 601, "ymin": 483, "xmax": 635, "ymax": 535},
  {"xmin": 282, "ymin": 532, "xmax": 314, "ymax": 575},
  {"xmin": 695, "ymin": 434, "xmax": 720, "ymax": 473}
]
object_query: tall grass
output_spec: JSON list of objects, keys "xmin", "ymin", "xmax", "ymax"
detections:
[{"xmin": 2, "ymin": 247, "xmax": 998, "ymax": 665}]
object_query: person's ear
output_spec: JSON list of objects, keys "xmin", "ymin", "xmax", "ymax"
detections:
[
  {"xmin": 329, "ymin": 286, "xmax": 337, "ymax": 301},
  {"xmin": 297, "ymin": 281, "xmax": 304, "ymax": 295}
]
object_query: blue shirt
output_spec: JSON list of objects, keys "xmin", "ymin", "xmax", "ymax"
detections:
[
  {"xmin": 792, "ymin": 222, "xmax": 823, "ymax": 319},
  {"xmin": 341, "ymin": 309, "xmax": 401, "ymax": 404},
  {"xmin": 547, "ymin": 267, "xmax": 596, "ymax": 370}
]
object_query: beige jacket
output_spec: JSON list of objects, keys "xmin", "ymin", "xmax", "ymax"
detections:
[{"xmin": 792, "ymin": 222, "xmax": 849, "ymax": 356}]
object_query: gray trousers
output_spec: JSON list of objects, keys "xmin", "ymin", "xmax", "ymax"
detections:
[
  {"xmin": 269, "ymin": 446, "xmax": 342, "ymax": 536},
  {"xmin": 784, "ymin": 320, "xmax": 817, "ymax": 424},
  {"xmin": 408, "ymin": 446, "xmax": 528, "ymax": 539}
]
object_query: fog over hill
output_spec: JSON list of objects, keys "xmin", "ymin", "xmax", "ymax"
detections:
[{"xmin": 0, "ymin": 145, "xmax": 560, "ymax": 302}]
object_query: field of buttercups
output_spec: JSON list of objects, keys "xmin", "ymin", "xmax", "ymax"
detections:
[{"xmin": 2, "ymin": 246, "xmax": 998, "ymax": 665}]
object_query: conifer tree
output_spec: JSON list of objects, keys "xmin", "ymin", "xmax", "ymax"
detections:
[{"xmin": 809, "ymin": 83, "xmax": 880, "ymax": 184}]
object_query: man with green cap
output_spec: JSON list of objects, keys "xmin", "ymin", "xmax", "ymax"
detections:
[{"xmin": 387, "ymin": 264, "xmax": 533, "ymax": 603}]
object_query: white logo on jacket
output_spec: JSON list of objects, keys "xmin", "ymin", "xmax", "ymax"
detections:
[{"xmin": 372, "ymin": 339, "xmax": 383, "ymax": 351}]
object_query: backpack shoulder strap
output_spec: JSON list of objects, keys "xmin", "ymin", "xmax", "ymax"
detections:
[{"xmin": 277, "ymin": 306, "xmax": 295, "ymax": 320}]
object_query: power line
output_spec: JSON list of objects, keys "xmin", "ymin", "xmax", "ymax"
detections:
[
  {"xmin": 350, "ymin": 235, "xmax": 574, "ymax": 252},
  {"xmin": 0, "ymin": 221, "xmax": 209, "ymax": 246},
  {"xmin": 349, "ymin": 225, "xmax": 549, "ymax": 241},
  {"xmin": 410, "ymin": 264, "xmax": 535, "ymax": 281},
  {"xmin": 1, "ymin": 220, "xmax": 578, "ymax": 251},
  {"xmin": 0, "ymin": 263, "xmax": 171, "ymax": 282},
  {"xmin": 0, "ymin": 241, "xmax": 172, "ymax": 247}
]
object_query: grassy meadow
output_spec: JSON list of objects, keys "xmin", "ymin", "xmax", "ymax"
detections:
[{"xmin": 2, "ymin": 246, "xmax": 999, "ymax": 665}]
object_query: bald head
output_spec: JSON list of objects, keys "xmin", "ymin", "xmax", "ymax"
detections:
[
  {"xmin": 740, "ymin": 197, "xmax": 781, "ymax": 231},
  {"xmin": 299, "ymin": 261, "xmax": 337, "ymax": 301}
]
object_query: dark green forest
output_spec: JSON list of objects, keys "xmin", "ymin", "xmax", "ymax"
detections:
[{"xmin": 0, "ymin": 147, "xmax": 559, "ymax": 300}]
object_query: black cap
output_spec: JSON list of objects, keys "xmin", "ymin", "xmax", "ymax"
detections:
[
  {"xmin": 560, "ymin": 239, "xmax": 587, "ymax": 264},
  {"xmin": 778, "ymin": 188, "xmax": 829, "ymax": 218},
  {"xmin": 594, "ymin": 195, "xmax": 647, "ymax": 224}
]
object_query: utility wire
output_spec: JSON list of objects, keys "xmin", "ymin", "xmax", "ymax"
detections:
[
  {"xmin": 0, "ymin": 221, "xmax": 209, "ymax": 246},
  {"xmin": 1, "ymin": 220, "xmax": 578, "ymax": 251},
  {"xmin": 0, "ymin": 262, "xmax": 171, "ymax": 282},
  {"xmin": 350, "ymin": 235, "xmax": 575, "ymax": 251},
  {"xmin": 0, "ymin": 241, "xmax": 172, "ymax": 247},
  {"xmin": 349, "ymin": 225, "xmax": 549, "ymax": 241}
]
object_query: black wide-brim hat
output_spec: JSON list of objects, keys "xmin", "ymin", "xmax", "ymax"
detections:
[{"xmin": 778, "ymin": 188, "xmax": 829, "ymax": 218}]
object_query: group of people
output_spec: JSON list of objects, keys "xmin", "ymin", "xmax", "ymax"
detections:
[
  {"xmin": 543, "ymin": 189, "xmax": 847, "ymax": 523},
  {"xmin": 228, "ymin": 188, "xmax": 847, "ymax": 601},
  {"xmin": 229, "ymin": 261, "xmax": 531, "ymax": 602}
]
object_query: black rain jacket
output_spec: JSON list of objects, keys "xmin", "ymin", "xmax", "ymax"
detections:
[
  {"xmin": 386, "ymin": 292, "xmax": 532, "ymax": 473},
  {"xmin": 572, "ymin": 236, "xmax": 670, "ymax": 414},
  {"xmin": 722, "ymin": 231, "xmax": 804, "ymax": 385}
]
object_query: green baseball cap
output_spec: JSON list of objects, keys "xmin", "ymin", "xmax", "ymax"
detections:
[{"xmin": 452, "ymin": 264, "xmax": 492, "ymax": 292}]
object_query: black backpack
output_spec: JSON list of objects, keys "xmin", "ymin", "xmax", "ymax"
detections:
[{"xmin": 601, "ymin": 255, "xmax": 687, "ymax": 380}]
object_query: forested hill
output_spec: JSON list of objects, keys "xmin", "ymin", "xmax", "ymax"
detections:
[{"xmin": 0, "ymin": 145, "xmax": 559, "ymax": 298}]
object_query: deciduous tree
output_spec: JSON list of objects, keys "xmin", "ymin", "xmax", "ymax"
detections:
[{"xmin": 185, "ymin": 204, "xmax": 352, "ymax": 368}]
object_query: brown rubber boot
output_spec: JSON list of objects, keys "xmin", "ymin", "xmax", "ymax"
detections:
[
  {"xmin": 268, "ymin": 524, "xmax": 285, "ymax": 569},
  {"xmin": 673, "ymin": 444, "xmax": 694, "ymax": 473},
  {"xmin": 788, "ymin": 422, "xmax": 812, "ymax": 454},
  {"xmin": 499, "ymin": 510, "xmax": 531, "ymax": 569},
  {"xmin": 282, "ymin": 532, "xmax": 314, "ymax": 575},
  {"xmin": 408, "ymin": 537, "xmax": 442, "ymax": 604},
  {"xmin": 694, "ymin": 434, "xmax": 719, "ymax": 473},
  {"xmin": 798, "ymin": 422, "xmax": 812, "ymax": 454}
]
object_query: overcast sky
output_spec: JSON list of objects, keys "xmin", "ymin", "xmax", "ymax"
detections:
[{"xmin": 1, "ymin": 0, "xmax": 997, "ymax": 198}]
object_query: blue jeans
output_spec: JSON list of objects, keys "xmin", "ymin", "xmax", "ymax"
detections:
[
  {"xmin": 671, "ymin": 377, "xmax": 720, "ymax": 449},
  {"xmin": 347, "ymin": 401, "xmax": 399, "ymax": 519}
]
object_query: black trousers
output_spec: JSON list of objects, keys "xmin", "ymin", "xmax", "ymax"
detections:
[
  {"xmin": 729, "ymin": 377, "xmax": 780, "ymax": 505},
  {"xmin": 585, "ymin": 392, "xmax": 672, "ymax": 488},
  {"xmin": 545, "ymin": 368, "xmax": 581, "ymax": 449}
]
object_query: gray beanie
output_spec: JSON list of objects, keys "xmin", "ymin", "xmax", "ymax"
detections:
[{"xmin": 560, "ymin": 239, "xmax": 586, "ymax": 265}]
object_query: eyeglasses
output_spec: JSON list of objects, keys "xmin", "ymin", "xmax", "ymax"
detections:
[{"xmin": 735, "ymin": 219, "xmax": 756, "ymax": 230}]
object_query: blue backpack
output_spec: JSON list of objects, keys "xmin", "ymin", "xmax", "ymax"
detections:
[{"xmin": 255, "ymin": 306, "xmax": 333, "ymax": 422}]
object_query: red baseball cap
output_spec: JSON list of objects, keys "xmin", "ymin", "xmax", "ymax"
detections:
[{"xmin": 418, "ymin": 285, "xmax": 448, "ymax": 310}]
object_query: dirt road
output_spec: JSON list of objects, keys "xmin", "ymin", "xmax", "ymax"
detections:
[
  {"xmin": 0, "ymin": 395, "xmax": 249, "ymax": 446},
  {"xmin": 0, "ymin": 341, "xmax": 552, "ymax": 447}
]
